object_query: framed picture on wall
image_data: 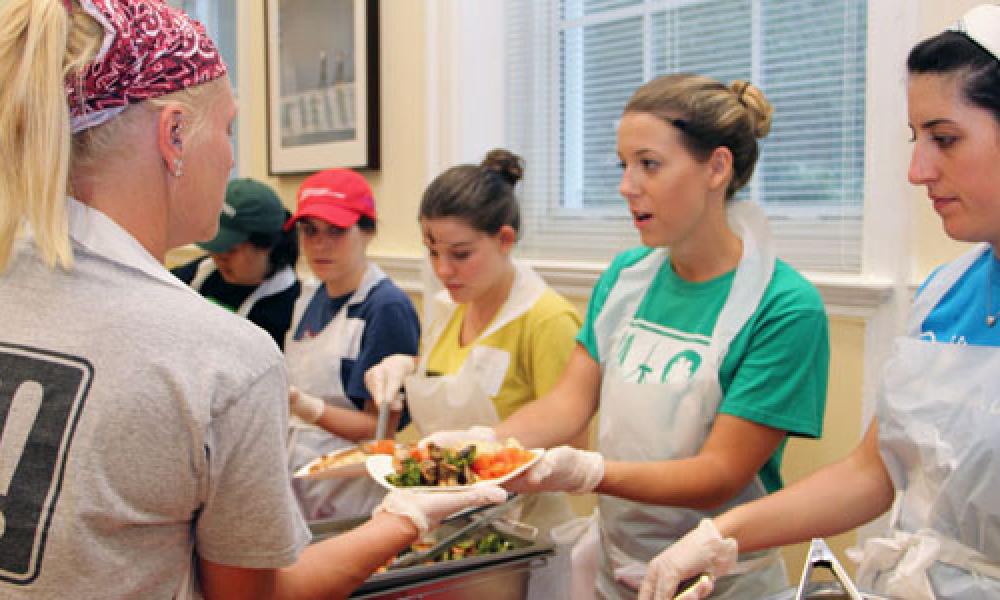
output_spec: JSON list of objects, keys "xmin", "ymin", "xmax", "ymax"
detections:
[{"xmin": 266, "ymin": 0, "xmax": 380, "ymax": 174}]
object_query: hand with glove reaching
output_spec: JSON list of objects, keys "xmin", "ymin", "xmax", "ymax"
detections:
[
  {"xmin": 288, "ymin": 385, "xmax": 325, "ymax": 424},
  {"xmin": 504, "ymin": 445, "xmax": 604, "ymax": 494},
  {"xmin": 419, "ymin": 425, "xmax": 499, "ymax": 449},
  {"xmin": 374, "ymin": 485, "xmax": 508, "ymax": 536},
  {"xmin": 614, "ymin": 518, "xmax": 738, "ymax": 600},
  {"xmin": 364, "ymin": 354, "xmax": 416, "ymax": 412}
]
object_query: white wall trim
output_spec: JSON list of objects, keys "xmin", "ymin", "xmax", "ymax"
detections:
[{"xmin": 371, "ymin": 254, "xmax": 424, "ymax": 295}]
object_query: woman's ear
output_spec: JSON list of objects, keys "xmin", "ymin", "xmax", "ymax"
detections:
[
  {"xmin": 497, "ymin": 225, "xmax": 517, "ymax": 254},
  {"xmin": 707, "ymin": 146, "xmax": 734, "ymax": 192},
  {"xmin": 156, "ymin": 105, "xmax": 186, "ymax": 176}
]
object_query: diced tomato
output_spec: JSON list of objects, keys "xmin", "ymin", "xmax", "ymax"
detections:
[
  {"xmin": 369, "ymin": 440, "xmax": 396, "ymax": 455},
  {"xmin": 472, "ymin": 447, "xmax": 535, "ymax": 479}
]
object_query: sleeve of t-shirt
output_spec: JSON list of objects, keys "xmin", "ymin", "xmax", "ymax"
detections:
[
  {"xmin": 195, "ymin": 362, "xmax": 310, "ymax": 567},
  {"xmin": 344, "ymin": 299, "xmax": 421, "ymax": 403},
  {"xmin": 719, "ymin": 299, "xmax": 829, "ymax": 439},
  {"xmin": 527, "ymin": 303, "xmax": 583, "ymax": 397}
]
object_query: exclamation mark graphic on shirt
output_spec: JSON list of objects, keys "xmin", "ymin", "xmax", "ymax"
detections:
[{"xmin": 0, "ymin": 380, "xmax": 43, "ymax": 539}]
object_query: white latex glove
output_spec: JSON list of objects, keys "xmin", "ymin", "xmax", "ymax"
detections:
[
  {"xmin": 288, "ymin": 385, "xmax": 325, "ymax": 424},
  {"xmin": 373, "ymin": 485, "xmax": 508, "ymax": 536},
  {"xmin": 420, "ymin": 426, "xmax": 498, "ymax": 449},
  {"xmin": 364, "ymin": 354, "xmax": 416, "ymax": 411},
  {"xmin": 506, "ymin": 445, "xmax": 604, "ymax": 494},
  {"xmin": 615, "ymin": 518, "xmax": 738, "ymax": 600}
]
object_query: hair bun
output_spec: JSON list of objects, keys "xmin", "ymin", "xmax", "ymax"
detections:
[
  {"xmin": 729, "ymin": 80, "xmax": 774, "ymax": 139},
  {"xmin": 480, "ymin": 148, "xmax": 524, "ymax": 186}
]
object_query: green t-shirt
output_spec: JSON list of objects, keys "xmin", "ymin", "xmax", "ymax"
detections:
[{"xmin": 578, "ymin": 247, "xmax": 829, "ymax": 492}]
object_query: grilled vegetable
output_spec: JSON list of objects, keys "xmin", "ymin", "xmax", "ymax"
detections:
[{"xmin": 387, "ymin": 443, "xmax": 481, "ymax": 487}]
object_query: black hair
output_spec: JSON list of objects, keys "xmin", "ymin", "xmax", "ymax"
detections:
[
  {"xmin": 247, "ymin": 210, "xmax": 299, "ymax": 275},
  {"xmin": 419, "ymin": 148, "xmax": 523, "ymax": 235},
  {"xmin": 357, "ymin": 215, "xmax": 376, "ymax": 234},
  {"xmin": 908, "ymin": 31, "xmax": 1000, "ymax": 125}
]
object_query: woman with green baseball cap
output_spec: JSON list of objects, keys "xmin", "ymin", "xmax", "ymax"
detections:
[{"xmin": 172, "ymin": 177, "xmax": 300, "ymax": 350}]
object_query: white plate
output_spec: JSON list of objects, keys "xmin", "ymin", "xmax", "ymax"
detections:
[
  {"xmin": 295, "ymin": 443, "xmax": 398, "ymax": 481},
  {"xmin": 366, "ymin": 448, "xmax": 544, "ymax": 492}
]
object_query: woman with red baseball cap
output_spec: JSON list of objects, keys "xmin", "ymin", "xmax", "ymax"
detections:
[
  {"xmin": 284, "ymin": 168, "xmax": 421, "ymax": 522},
  {"xmin": 0, "ymin": 2, "xmax": 501, "ymax": 598}
]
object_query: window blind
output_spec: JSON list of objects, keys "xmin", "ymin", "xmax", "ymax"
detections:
[{"xmin": 505, "ymin": 0, "xmax": 867, "ymax": 272}]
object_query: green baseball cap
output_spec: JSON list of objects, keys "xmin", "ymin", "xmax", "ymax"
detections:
[{"xmin": 198, "ymin": 178, "xmax": 286, "ymax": 253}]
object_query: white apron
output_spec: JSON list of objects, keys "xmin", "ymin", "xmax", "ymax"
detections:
[
  {"xmin": 404, "ymin": 261, "xmax": 576, "ymax": 599},
  {"xmin": 593, "ymin": 202, "xmax": 787, "ymax": 599},
  {"xmin": 854, "ymin": 244, "xmax": 1000, "ymax": 599},
  {"xmin": 189, "ymin": 256, "xmax": 297, "ymax": 317},
  {"xmin": 285, "ymin": 263, "xmax": 388, "ymax": 522}
]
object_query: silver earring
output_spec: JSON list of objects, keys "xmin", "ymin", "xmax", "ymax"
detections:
[{"xmin": 173, "ymin": 158, "xmax": 183, "ymax": 177}]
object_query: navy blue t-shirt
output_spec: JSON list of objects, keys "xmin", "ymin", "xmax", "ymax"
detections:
[{"xmin": 293, "ymin": 278, "xmax": 420, "ymax": 414}]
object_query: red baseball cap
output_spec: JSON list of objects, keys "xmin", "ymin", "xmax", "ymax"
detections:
[{"xmin": 284, "ymin": 169, "xmax": 376, "ymax": 230}]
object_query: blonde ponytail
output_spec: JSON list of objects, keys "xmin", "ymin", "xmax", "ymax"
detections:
[{"xmin": 0, "ymin": 0, "xmax": 100, "ymax": 272}]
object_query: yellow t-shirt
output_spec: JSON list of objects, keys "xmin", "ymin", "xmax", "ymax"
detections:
[{"xmin": 425, "ymin": 287, "xmax": 582, "ymax": 419}]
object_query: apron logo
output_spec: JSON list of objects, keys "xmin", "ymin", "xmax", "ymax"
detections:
[
  {"xmin": 662, "ymin": 350, "xmax": 702, "ymax": 383},
  {"xmin": 617, "ymin": 325, "xmax": 706, "ymax": 384}
]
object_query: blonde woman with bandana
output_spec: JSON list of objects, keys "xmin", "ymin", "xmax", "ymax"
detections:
[{"xmin": 0, "ymin": 1, "xmax": 503, "ymax": 598}]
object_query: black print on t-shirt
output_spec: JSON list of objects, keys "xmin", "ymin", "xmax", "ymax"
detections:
[{"xmin": 0, "ymin": 343, "xmax": 92, "ymax": 585}]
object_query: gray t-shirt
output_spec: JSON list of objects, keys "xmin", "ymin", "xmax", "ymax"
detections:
[{"xmin": 0, "ymin": 201, "xmax": 310, "ymax": 599}]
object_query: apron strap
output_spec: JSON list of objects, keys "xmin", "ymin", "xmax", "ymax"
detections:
[
  {"xmin": 936, "ymin": 532, "xmax": 1000, "ymax": 580},
  {"xmin": 189, "ymin": 256, "xmax": 215, "ymax": 292},
  {"xmin": 236, "ymin": 265, "xmax": 296, "ymax": 317},
  {"xmin": 855, "ymin": 528, "xmax": 1000, "ymax": 595}
]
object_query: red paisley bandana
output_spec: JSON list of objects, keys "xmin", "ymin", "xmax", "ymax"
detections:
[{"xmin": 66, "ymin": 0, "xmax": 227, "ymax": 134}]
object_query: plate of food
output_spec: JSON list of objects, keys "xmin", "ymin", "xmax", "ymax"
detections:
[
  {"xmin": 296, "ymin": 439, "xmax": 399, "ymax": 481},
  {"xmin": 366, "ymin": 440, "xmax": 543, "ymax": 492}
]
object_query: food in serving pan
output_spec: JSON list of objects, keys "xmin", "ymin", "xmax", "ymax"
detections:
[
  {"xmin": 376, "ymin": 530, "xmax": 516, "ymax": 572},
  {"xmin": 386, "ymin": 440, "xmax": 536, "ymax": 487}
]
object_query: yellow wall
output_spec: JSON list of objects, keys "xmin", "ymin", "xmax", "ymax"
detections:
[{"xmin": 184, "ymin": 0, "xmax": 982, "ymax": 589}]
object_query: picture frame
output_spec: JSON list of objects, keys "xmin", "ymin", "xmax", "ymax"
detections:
[{"xmin": 266, "ymin": 0, "xmax": 380, "ymax": 174}]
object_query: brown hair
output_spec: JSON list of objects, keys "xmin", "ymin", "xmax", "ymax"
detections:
[
  {"xmin": 419, "ymin": 148, "xmax": 524, "ymax": 235},
  {"xmin": 625, "ymin": 74, "xmax": 774, "ymax": 198}
]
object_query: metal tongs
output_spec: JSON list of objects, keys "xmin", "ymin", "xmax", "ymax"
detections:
[
  {"xmin": 374, "ymin": 391, "xmax": 397, "ymax": 441},
  {"xmin": 795, "ymin": 538, "xmax": 864, "ymax": 600},
  {"xmin": 391, "ymin": 494, "xmax": 522, "ymax": 569}
]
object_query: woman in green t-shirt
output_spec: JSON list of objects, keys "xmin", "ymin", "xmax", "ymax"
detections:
[{"xmin": 424, "ymin": 75, "xmax": 830, "ymax": 600}]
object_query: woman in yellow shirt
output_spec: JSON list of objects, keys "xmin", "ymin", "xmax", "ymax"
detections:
[{"xmin": 366, "ymin": 149, "xmax": 582, "ymax": 557}]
